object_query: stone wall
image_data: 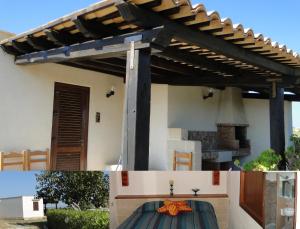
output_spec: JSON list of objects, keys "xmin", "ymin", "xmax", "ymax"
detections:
[
  {"xmin": 264, "ymin": 180, "xmax": 277, "ymax": 226},
  {"xmin": 188, "ymin": 131, "xmax": 217, "ymax": 151}
]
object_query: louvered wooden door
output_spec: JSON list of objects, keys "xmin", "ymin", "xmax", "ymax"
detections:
[
  {"xmin": 240, "ymin": 172, "xmax": 264, "ymax": 226},
  {"xmin": 51, "ymin": 82, "xmax": 90, "ymax": 171}
]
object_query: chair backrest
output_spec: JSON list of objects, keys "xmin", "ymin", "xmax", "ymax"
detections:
[
  {"xmin": 173, "ymin": 151, "xmax": 193, "ymax": 171},
  {"xmin": 0, "ymin": 151, "xmax": 26, "ymax": 171},
  {"xmin": 0, "ymin": 149, "xmax": 50, "ymax": 171},
  {"xmin": 26, "ymin": 149, "xmax": 50, "ymax": 170}
]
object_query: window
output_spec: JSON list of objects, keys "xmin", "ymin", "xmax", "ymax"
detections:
[
  {"xmin": 240, "ymin": 172, "xmax": 264, "ymax": 226},
  {"xmin": 33, "ymin": 201, "xmax": 39, "ymax": 211}
]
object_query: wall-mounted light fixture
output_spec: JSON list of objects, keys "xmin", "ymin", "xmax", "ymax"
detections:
[
  {"xmin": 202, "ymin": 87, "xmax": 214, "ymax": 100},
  {"xmin": 106, "ymin": 86, "xmax": 116, "ymax": 98}
]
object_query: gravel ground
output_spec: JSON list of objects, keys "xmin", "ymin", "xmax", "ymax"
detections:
[{"xmin": 0, "ymin": 219, "xmax": 47, "ymax": 229}]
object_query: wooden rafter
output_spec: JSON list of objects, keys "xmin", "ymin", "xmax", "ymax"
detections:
[
  {"xmin": 116, "ymin": 2, "xmax": 300, "ymax": 77},
  {"xmin": 14, "ymin": 27, "xmax": 168, "ymax": 64}
]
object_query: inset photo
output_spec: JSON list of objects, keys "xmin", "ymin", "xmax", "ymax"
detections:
[
  {"xmin": 0, "ymin": 171, "xmax": 109, "ymax": 229},
  {"xmin": 110, "ymin": 171, "xmax": 298, "ymax": 229}
]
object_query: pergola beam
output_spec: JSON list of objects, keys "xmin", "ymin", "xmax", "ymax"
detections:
[
  {"xmin": 116, "ymin": 2, "xmax": 300, "ymax": 77},
  {"xmin": 26, "ymin": 35, "xmax": 57, "ymax": 51},
  {"xmin": 157, "ymin": 47, "xmax": 254, "ymax": 77},
  {"xmin": 15, "ymin": 27, "xmax": 169, "ymax": 65},
  {"xmin": 73, "ymin": 16, "xmax": 104, "ymax": 39},
  {"xmin": 44, "ymin": 29, "xmax": 81, "ymax": 46},
  {"xmin": 87, "ymin": 57, "xmax": 262, "ymax": 85},
  {"xmin": 11, "ymin": 41, "xmax": 34, "ymax": 54},
  {"xmin": 61, "ymin": 61, "xmax": 125, "ymax": 77},
  {"xmin": 72, "ymin": 16, "xmax": 123, "ymax": 39},
  {"xmin": 243, "ymin": 91, "xmax": 300, "ymax": 101},
  {"xmin": 77, "ymin": 57, "xmax": 299, "ymax": 88},
  {"xmin": 0, "ymin": 45, "xmax": 21, "ymax": 56}
]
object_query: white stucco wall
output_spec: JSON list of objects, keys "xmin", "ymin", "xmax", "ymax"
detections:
[
  {"xmin": 0, "ymin": 197, "xmax": 23, "ymax": 219},
  {"xmin": 0, "ymin": 29, "xmax": 294, "ymax": 170},
  {"xmin": 22, "ymin": 196, "xmax": 44, "ymax": 219},
  {"xmin": 111, "ymin": 171, "xmax": 227, "ymax": 196},
  {"xmin": 243, "ymin": 99, "xmax": 293, "ymax": 162},
  {"xmin": 227, "ymin": 172, "xmax": 262, "ymax": 229},
  {"xmin": 0, "ymin": 41, "xmax": 171, "ymax": 170},
  {"xmin": 0, "ymin": 47, "xmax": 125, "ymax": 170},
  {"xmin": 168, "ymin": 86, "xmax": 220, "ymax": 131},
  {"xmin": 0, "ymin": 196, "xmax": 43, "ymax": 219},
  {"xmin": 149, "ymin": 84, "xmax": 169, "ymax": 170},
  {"xmin": 167, "ymin": 86, "xmax": 293, "ymax": 162}
]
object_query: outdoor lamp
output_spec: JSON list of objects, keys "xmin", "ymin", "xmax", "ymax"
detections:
[{"xmin": 106, "ymin": 86, "xmax": 116, "ymax": 98}]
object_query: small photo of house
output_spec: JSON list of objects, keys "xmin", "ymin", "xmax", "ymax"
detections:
[
  {"xmin": 0, "ymin": 171, "xmax": 109, "ymax": 229},
  {"xmin": 0, "ymin": 196, "xmax": 44, "ymax": 225},
  {"xmin": 110, "ymin": 171, "xmax": 298, "ymax": 229}
]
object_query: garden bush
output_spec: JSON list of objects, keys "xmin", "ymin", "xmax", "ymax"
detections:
[
  {"xmin": 234, "ymin": 149, "xmax": 281, "ymax": 171},
  {"xmin": 286, "ymin": 134, "xmax": 300, "ymax": 170},
  {"xmin": 47, "ymin": 209, "xmax": 109, "ymax": 229}
]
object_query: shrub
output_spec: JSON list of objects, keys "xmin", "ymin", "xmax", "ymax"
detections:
[
  {"xmin": 286, "ymin": 134, "xmax": 300, "ymax": 170},
  {"xmin": 235, "ymin": 149, "xmax": 281, "ymax": 171},
  {"xmin": 47, "ymin": 209, "xmax": 109, "ymax": 229}
]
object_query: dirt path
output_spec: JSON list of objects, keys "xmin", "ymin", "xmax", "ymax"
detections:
[
  {"xmin": 0, "ymin": 219, "xmax": 47, "ymax": 229},
  {"xmin": 0, "ymin": 220, "xmax": 10, "ymax": 229}
]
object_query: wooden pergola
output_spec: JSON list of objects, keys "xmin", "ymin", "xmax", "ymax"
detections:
[{"xmin": 1, "ymin": 0, "xmax": 300, "ymax": 170}]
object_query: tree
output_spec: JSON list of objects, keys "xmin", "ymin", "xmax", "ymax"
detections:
[
  {"xmin": 35, "ymin": 171, "xmax": 62, "ymax": 211},
  {"xmin": 36, "ymin": 171, "xmax": 109, "ymax": 210}
]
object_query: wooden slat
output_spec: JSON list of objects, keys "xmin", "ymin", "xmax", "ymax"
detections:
[
  {"xmin": 116, "ymin": 2, "xmax": 300, "ymax": 77},
  {"xmin": 26, "ymin": 149, "xmax": 50, "ymax": 170},
  {"xmin": 173, "ymin": 151, "xmax": 192, "ymax": 170},
  {"xmin": 56, "ymin": 152, "xmax": 81, "ymax": 171},
  {"xmin": 1, "ymin": 0, "xmax": 300, "ymax": 72},
  {"xmin": 51, "ymin": 82, "xmax": 90, "ymax": 171},
  {"xmin": 0, "ymin": 151, "xmax": 26, "ymax": 171}
]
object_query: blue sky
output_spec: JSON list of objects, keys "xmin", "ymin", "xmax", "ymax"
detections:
[
  {"xmin": 0, "ymin": 0, "xmax": 299, "ymax": 126},
  {"xmin": 0, "ymin": 172, "xmax": 38, "ymax": 198},
  {"xmin": 0, "ymin": 172, "xmax": 66, "ymax": 208}
]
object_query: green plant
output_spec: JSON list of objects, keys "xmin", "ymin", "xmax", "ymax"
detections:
[
  {"xmin": 47, "ymin": 209, "xmax": 109, "ymax": 229},
  {"xmin": 36, "ymin": 171, "xmax": 109, "ymax": 210},
  {"xmin": 236, "ymin": 149, "xmax": 281, "ymax": 171},
  {"xmin": 291, "ymin": 133, "xmax": 300, "ymax": 143},
  {"xmin": 285, "ymin": 134, "xmax": 300, "ymax": 170}
]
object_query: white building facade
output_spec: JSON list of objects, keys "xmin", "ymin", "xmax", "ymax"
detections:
[
  {"xmin": 0, "ymin": 30, "xmax": 293, "ymax": 171},
  {"xmin": 0, "ymin": 196, "xmax": 44, "ymax": 219}
]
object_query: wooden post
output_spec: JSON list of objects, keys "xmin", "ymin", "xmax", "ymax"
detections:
[
  {"xmin": 24, "ymin": 150, "xmax": 29, "ymax": 171},
  {"xmin": 269, "ymin": 83, "xmax": 286, "ymax": 170},
  {"xmin": 122, "ymin": 43, "xmax": 151, "ymax": 171}
]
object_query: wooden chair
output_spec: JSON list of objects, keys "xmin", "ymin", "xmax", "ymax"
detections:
[
  {"xmin": 173, "ymin": 151, "xmax": 193, "ymax": 171},
  {"xmin": 26, "ymin": 149, "xmax": 50, "ymax": 170},
  {"xmin": 0, "ymin": 151, "xmax": 26, "ymax": 170}
]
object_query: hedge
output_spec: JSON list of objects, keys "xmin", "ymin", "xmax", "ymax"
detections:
[{"xmin": 47, "ymin": 209, "xmax": 109, "ymax": 229}]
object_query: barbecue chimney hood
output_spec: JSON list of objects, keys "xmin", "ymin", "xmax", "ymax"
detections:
[{"xmin": 216, "ymin": 87, "xmax": 248, "ymax": 126}]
